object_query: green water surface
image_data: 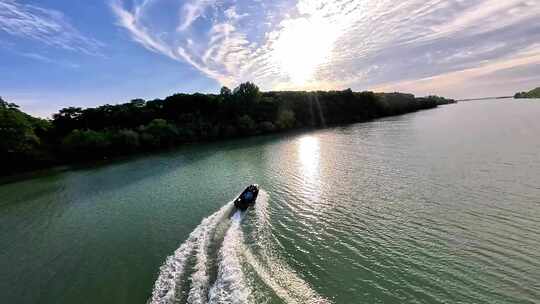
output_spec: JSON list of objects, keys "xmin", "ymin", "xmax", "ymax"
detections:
[{"xmin": 1, "ymin": 100, "xmax": 539, "ymax": 304}]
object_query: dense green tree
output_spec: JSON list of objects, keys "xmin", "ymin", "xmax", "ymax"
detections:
[
  {"xmin": 223, "ymin": 125, "xmax": 238, "ymax": 137},
  {"xmin": 276, "ymin": 109, "xmax": 296, "ymax": 130},
  {"xmin": 111, "ymin": 129, "xmax": 140, "ymax": 153},
  {"xmin": 0, "ymin": 103, "xmax": 39, "ymax": 154},
  {"xmin": 237, "ymin": 114, "xmax": 257, "ymax": 135},
  {"xmin": 220, "ymin": 86, "xmax": 232, "ymax": 96},
  {"xmin": 0, "ymin": 96, "xmax": 20, "ymax": 110},
  {"xmin": 140, "ymin": 119, "xmax": 179, "ymax": 148},
  {"xmin": 52, "ymin": 107, "xmax": 84, "ymax": 136},
  {"xmin": 258, "ymin": 121, "xmax": 276, "ymax": 133},
  {"xmin": 61, "ymin": 129, "xmax": 111, "ymax": 159},
  {"xmin": 130, "ymin": 99, "xmax": 146, "ymax": 107},
  {"xmin": 0, "ymin": 83, "xmax": 456, "ymax": 176},
  {"xmin": 233, "ymin": 82, "xmax": 261, "ymax": 105},
  {"xmin": 0, "ymin": 98, "xmax": 53, "ymax": 174}
]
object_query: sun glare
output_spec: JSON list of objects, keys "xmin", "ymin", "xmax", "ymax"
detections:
[
  {"xmin": 298, "ymin": 136, "xmax": 320, "ymax": 178},
  {"xmin": 272, "ymin": 17, "xmax": 339, "ymax": 85},
  {"xmin": 297, "ymin": 135, "xmax": 322, "ymax": 203}
]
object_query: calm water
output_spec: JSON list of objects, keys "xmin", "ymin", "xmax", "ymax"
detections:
[{"xmin": 1, "ymin": 100, "xmax": 539, "ymax": 304}]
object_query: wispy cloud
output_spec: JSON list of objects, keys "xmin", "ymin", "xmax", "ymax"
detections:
[
  {"xmin": 373, "ymin": 44, "xmax": 540, "ymax": 98},
  {"xmin": 110, "ymin": 0, "xmax": 245, "ymax": 85},
  {"xmin": 110, "ymin": 0, "xmax": 176, "ymax": 59},
  {"xmin": 0, "ymin": 0, "xmax": 104, "ymax": 56},
  {"xmin": 20, "ymin": 52, "xmax": 80, "ymax": 69},
  {"xmin": 177, "ymin": 0, "xmax": 216, "ymax": 31},
  {"xmin": 110, "ymin": 0, "xmax": 540, "ymax": 94}
]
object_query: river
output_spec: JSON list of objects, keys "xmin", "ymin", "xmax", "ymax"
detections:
[{"xmin": 1, "ymin": 99, "xmax": 539, "ymax": 304}]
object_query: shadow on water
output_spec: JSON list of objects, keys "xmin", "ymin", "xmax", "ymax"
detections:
[
  {"xmin": 0, "ymin": 134, "xmax": 272, "ymax": 207},
  {"xmin": 0, "ymin": 128, "xmax": 327, "ymax": 209}
]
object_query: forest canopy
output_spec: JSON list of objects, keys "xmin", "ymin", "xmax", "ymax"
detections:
[{"xmin": 0, "ymin": 83, "xmax": 455, "ymax": 177}]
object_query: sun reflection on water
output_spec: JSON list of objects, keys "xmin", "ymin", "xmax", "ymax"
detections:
[
  {"xmin": 298, "ymin": 136, "xmax": 320, "ymax": 182},
  {"xmin": 296, "ymin": 135, "xmax": 325, "ymax": 215}
]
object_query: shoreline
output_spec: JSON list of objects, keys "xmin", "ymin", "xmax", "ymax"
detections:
[{"xmin": 0, "ymin": 103, "xmax": 449, "ymax": 185}]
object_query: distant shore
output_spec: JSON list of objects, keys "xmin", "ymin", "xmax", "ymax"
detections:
[
  {"xmin": 456, "ymin": 96, "xmax": 514, "ymax": 102},
  {"xmin": 514, "ymin": 87, "xmax": 540, "ymax": 99}
]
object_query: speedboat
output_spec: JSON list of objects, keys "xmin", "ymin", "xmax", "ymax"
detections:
[{"xmin": 234, "ymin": 184, "xmax": 259, "ymax": 210}]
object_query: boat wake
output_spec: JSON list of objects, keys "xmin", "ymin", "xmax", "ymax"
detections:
[{"xmin": 149, "ymin": 190, "xmax": 330, "ymax": 304}]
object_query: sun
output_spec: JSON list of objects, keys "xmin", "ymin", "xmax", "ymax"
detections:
[{"xmin": 272, "ymin": 17, "xmax": 339, "ymax": 86}]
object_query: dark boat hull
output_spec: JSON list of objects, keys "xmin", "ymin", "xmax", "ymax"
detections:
[{"xmin": 234, "ymin": 184, "xmax": 259, "ymax": 210}]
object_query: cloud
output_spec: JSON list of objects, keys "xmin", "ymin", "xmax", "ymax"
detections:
[
  {"xmin": 110, "ymin": 0, "xmax": 176, "ymax": 59},
  {"xmin": 110, "ymin": 0, "xmax": 540, "ymax": 94},
  {"xmin": 372, "ymin": 44, "xmax": 540, "ymax": 98},
  {"xmin": 0, "ymin": 0, "xmax": 103, "ymax": 56},
  {"xmin": 20, "ymin": 52, "xmax": 80, "ymax": 69},
  {"xmin": 177, "ymin": 0, "xmax": 217, "ymax": 31}
]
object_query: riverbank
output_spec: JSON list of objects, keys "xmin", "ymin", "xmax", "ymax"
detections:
[
  {"xmin": 0, "ymin": 105, "xmax": 451, "ymax": 185},
  {"xmin": 1, "ymin": 84, "xmax": 456, "ymax": 179}
]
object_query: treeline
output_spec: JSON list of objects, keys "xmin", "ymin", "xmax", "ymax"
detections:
[
  {"xmin": 1, "ymin": 83, "xmax": 455, "ymax": 176},
  {"xmin": 514, "ymin": 87, "xmax": 540, "ymax": 99}
]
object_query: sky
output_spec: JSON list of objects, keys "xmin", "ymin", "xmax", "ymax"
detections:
[{"xmin": 1, "ymin": 0, "xmax": 539, "ymax": 117}]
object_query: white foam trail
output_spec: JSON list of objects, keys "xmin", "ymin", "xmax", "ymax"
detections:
[
  {"xmin": 243, "ymin": 248, "xmax": 330, "ymax": 304},
  {"xmin": 247, "ymin": 190, "xmax": 331, "ymax": 304},
  {"xmin": 150, "ymin": 230, "xmax": 199, "ymax": 304},
  {"xmin": 208, "ymin": 211, "xmax": 251, "ymax": 304},
  {"xmin": 150, "ymin": 188, "xmax": 329, "ymax": 304},
  {"xmin": 150, "ymin": 202, "xmax": 232, "ymax": 304},
  {"xmin": 242, "ymin": 248, "xmax": 298, "ymax": 303},
  {"xmin": 187, "ymin": 204, "xmax": 231, "ymax": 304}
]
